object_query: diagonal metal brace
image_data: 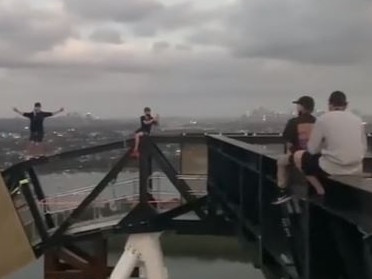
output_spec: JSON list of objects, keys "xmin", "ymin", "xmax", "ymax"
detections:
[
  {"xmin": 148, "ymin": 140, "xmax": 206, "ymax": 219},
  {"xmin": 44, "ymin": 149, "xmax": 132, "ymax": 250}
]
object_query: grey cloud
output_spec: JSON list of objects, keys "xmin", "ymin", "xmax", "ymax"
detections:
[
  {"xmin": 188, "ymin": 28, "xmax": 231, "ymax": 48},
  {"xmin": 89, "ymin": 27, "xmax": 123, "ymax": 44},
  {"xmin": 2, "ymin": 56, "xmax": 166, "ymax": 74},
  {"xmin": 0, "ymin": 5, "xmax": 74, "ymax": 65},
  {"xmin": 132, "ymin": 2, "xmax": 221, "ymax": 36},
  {"xmin": 152, "ymin": 41, "xmax": 170, "ymax": 53},
  {"xmin": 66, "ymin": 0, "xmax": 220, "ymax": 37},
  {"xmin": 175, "ymin": 44, "xmax": 193, "ymax": 51},
  {"xmin": 2, "ymin": 0, "xmax": 372, "ymax": 119},
  {"xmin": 4, "ymin": 55, "xmax": 372, "ymax": 118},
  {"xmin": 189, "ymin": 0, "xmax": 372, "ymax": 65},
  {"xmin": 231, "ymin": 0, "xmax": 372, "ymax": 65},
  {"xmin": 64, "ymin": 0, "xmax": 163, "ymax": 22}
]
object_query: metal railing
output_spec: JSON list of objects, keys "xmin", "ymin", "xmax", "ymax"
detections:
[
  {"xmin": 15, "ymin": 174, "xmax": 207, "ymax": 239},
  {"xmin": 40, "ymin": 174, "xmax": 207, "ymax": 214},
  {"xmin": 12, "ymin": 174, "xmax": 207, "ymax": 243}
]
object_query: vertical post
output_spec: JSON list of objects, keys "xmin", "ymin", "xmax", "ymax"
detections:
[
  {"xmin": 20, "ymin": 179, "xmax": 49, "ymax": 241},
  {"xmin": 93, "ymin": 237, "xmax": 109, "ymax": 279},
  {"xmin": 139, "ymin": 137, "xmax": 151, "ymax": 204},
  {"xmin": 44, "ymin": 249, "xmax": 60, "ymax": 279},
  {"xmin": 206, "ymin": 143, "xmax": 217, "ymax": 219},
  {"xmin": 303, "ymin": 199, "xmax": 310, "ymax": 279},
  {"xmin": 148, "ymin": 155, "xmax": 153, "ymax": 191},
  {"xmin": 238, "ymin": 166, "xmax": 244, "ymax": 222},
  {"xmin": 28, "ymin": 167, "xmax": 54, "ymax": 228},
  {"xmin": 257, "ymin": 154, "xmax": 264, "ymax": 268},
  {"xmin": 363, "ymin": 237, "xmax": 372, "ymax": 278},
  {"xmin": 179, "ymin": 142, "xmax": 184, "ymax": 176}
]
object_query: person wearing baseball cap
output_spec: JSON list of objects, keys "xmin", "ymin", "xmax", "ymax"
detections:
[
  {"xmin": 292, "ymin": 96, "xmax": 315, "ymax": 114},
  {"xmin": 291, "ymin": 91, "xmax": 367, "ymax": 196},
  {"xmin": 273, "ymin": 95, "xmax": 317, "ymax": 204}
]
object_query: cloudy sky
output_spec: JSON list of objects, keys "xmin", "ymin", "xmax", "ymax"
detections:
[{"xmin": 1, "ymin": 0, "xmax": 372, "ymax": 118}]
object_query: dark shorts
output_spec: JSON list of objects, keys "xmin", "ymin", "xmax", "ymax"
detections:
[
  {"xmin": 301, "ymin": 152, "xmax": 329, "ymax": 177},
  {"xmin": 30, "ymin": 132, "xmax": 44, "ymax": 142},
  {"xmin": 135, "ymin": 129, "xmax": 150, "ymax": 135}
]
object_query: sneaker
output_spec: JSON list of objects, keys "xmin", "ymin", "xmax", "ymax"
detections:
[{"xmin": 272, "ymin": 190, "xmax": 292, "ymax": 205}]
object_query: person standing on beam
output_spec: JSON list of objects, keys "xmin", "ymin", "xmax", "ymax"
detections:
[{"xmin": 13, "ymin": 102, "xmax": 64, "ymax": 157}]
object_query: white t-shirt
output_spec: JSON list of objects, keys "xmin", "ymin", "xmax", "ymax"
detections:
[{"xmin": 307, "ymin": 110, "xmax": 367, "ymax": 175}]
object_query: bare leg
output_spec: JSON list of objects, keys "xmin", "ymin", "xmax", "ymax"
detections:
[
  {"xmin": 133, "ymin": 132, "xmax": 144, "ymax": 153},
  {"xmin": 35, "ymin": 142, "xmax": 46, "ymax": 156},
  {"xmin": 277, "ymin": 154, "xmax": 290, "ymax": 188},
  {"xmin": 293, "ymin": 151, "xmax": 325, "ymax": 195},
  {"xmin": 34, "ymin": 142, "xmax": 41, "ymax": 156},
  {"xmin": 28, "ymin": 141, "xmax": 35, "ymax": 155}
]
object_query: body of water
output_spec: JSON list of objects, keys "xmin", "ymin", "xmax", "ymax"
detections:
[{"xmin": 8, "ymin": 255, "xmax": 264, "ymax": 279}]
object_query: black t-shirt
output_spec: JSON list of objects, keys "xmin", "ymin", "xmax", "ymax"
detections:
[
  {"xmin": 283, "ymin": 113, "xmax": 316, "ymax": 153},
  {"xmin": 23, "ymin": 111, "xmax": 53, "ymax": 133},
  {"xmin": 139, "ymin": 115, "xmax": 154, "ymax": 133}
]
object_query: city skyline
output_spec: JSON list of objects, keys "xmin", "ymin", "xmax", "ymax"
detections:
[
  {"xmin": 1, "ymin": 0, "xmax": 372, "ymax": 117},
  {"xmin": 3, "ymin": 105, "xmax": 368, "ymax": 120}
]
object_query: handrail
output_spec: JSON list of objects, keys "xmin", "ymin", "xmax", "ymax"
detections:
[
  {"xmin": 36, "ymin": 173, "xmax": 207, "ymax": 215},
  {"xmin": 41, "ymin": 190, "xmax": 206, "ymax": 214},
  {"xmin": 41, "ymin": 174, "xmax": 206, "ymax": 201}
]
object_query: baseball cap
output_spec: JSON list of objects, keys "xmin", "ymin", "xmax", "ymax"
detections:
[
  {"xmin": 292, "ymin": 96, "xmax": 315, "ymax": 112},
  {"xmin": 329, "ymin": 91, "xmax": 347, "ymax": 107}
]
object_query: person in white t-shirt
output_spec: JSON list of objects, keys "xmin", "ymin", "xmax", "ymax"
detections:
[{"xmin": 292, "ymin": 91, "xmax": 367, "ymax": 195}]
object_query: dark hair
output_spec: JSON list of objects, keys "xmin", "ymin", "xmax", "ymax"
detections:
[
  {"xmin": 329, "ymin": 91, "xmax": 347, "ymax": 107},
  {"xmin": 34, "ymin": 102, "xmax": 41, "ymax": 108},
  {"xmin": 144, "ymin": 107, "xmax": 151, "ymax": 112}
]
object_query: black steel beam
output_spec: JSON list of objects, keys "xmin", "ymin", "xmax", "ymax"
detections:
[
  {"xmin": 117, "ymin": 220, "xmax": 234, "ymax": 235},
  {"xmin": 151, "ymin": 134, "xmax": 284, "ymax": 145},
  {"xmin": 139, "ymin": 138, "xmax": 151, "ymax": 204},
  {"xmin": 20, "ymin": 180, "xmax": 49, "ymax": 242},
  {"xmin": 148, "ymin": 154, "xmax": 153, "ymax": 191},
  {"xmin": 28, "ymin": 167, "xmax": 55, "ymax": 229},
  {"xmin": 2, "ymin": 133, "xmax": 371, "ymax": 179},
  {"xmin": 3, "ymin": 140, "xmax": 131, "ymax": 177},
  {"xmin": 44, "ymin": 149, "xmax": 132, "ymax": 249},
  {"xmin": 1, "ymin": 133, "xmax": 284, "ymax": 179},
  {"xmin": 153, "ymin": 196, "xmax": 207, "ymax": 222},
  {"xmin": 148, "ymin": 140, "xmax": 206, "ymax": 219},
  {"xmin": 116, "ymin": 202, "xmax": 157, "ymax": 229},
  {"xmin": 60, "ymin": 219, "xmax": 231, "ymax": 238}
]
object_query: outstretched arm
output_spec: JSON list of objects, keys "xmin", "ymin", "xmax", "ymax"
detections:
[
  {"xmin": 13, "ymin": 107, "xmax": 26, "ymax": 117},
  {"xmin": 51, "ymin": 107, "xmax": 64, "ymax": 116}
]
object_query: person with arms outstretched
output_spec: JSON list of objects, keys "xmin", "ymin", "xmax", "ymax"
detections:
[
  {"xmin": 131, "ymin": 107, "xmax": 159, "ymax": 158},
  {"xmin": 13, "ymin": 102, "xmax": 64, "ymax": 156}
]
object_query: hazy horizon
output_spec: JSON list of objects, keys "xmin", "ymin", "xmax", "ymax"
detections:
[{"xmin": 1, "ymin": 0, "xmax": 372, "ymax": 118}]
